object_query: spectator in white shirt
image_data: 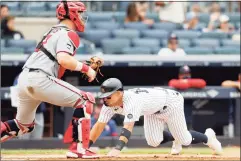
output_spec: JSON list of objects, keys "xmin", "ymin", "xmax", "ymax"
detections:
[{"xmin": 158, "ymin": 34, "xmax": 186, "ymax": 56}]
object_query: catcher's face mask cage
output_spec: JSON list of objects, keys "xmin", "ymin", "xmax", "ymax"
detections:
[{"xmin": 78, "ymin": 11, "xmax": 88, "ymax": 25}]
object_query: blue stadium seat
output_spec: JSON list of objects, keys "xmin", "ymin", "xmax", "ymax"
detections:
[
  {"xmin": 7, "ymin": 39, "xmax": 37, "ymax": 49},
  {"xmin": 221, "ymin": 39, "xmax": 240, "ymax": 47},
  {"xmin": 198, "ymin": 13, "xmax": 210, "ymax": 24},
  {"xmin": 141, "ymin": 30, "xmax": 168, "ymax": 40},
  {"xmin": 124, "ymin": 22, "xmax": 149, "ymax": 30},
  {"xmin": 2, "ymin": 2, "xmax": 19, "ymax": 10},
  {"xmin": 193, "ymin": 39, "xmax": 220, "ymax": 48},
  {"xmin": 47, "ymin": 2, "xmax": 59, "ymax": 11},
  {"xmin": 1, "ymin": 40, "xmax": 5, "ymax": 47},
  {"xmin": 214, "ymin": 47, "xmax": 240, "ymax": 55},
  {"xmin": 122, "ymin": 47, "xmax": 151, "ymax": 55},
  {"xmin": 200, "ymin": 31, "xmax": 228, "ymax": 39},
  {"xmin": 152, "ymin": 22, "xmax": 177, "ymax": 32},
  {"xmin": 162, "ymin": 39, "xmax": 191, "ymax": 48},
  {"xmin": 102, "ymin": 1, "xmax": 119, "ymax": 11},
  {"xmin": 236, "ymin": 23, "xmax": 240, "ymax": 30},
  {"xmin": 151, "ymin": 47, "xmax": 161, "ymax": 55},
  {"xmin": 119, "ymin": 2, "xmax": 130, "ymax": 11},
  {"xmin": 92, "ymin": 22, "xmax": 120, "ymax": 30},
  {"xmin": 101, "ymin": 38, "xmax": 131, "ymax": 54},
  {"xmin": 184, "ymin": 47, "xmax": 213, "ymax": 55},
  {"xmin": 2, "ymin": 47, "xmax": 25, "ymax": 54},
  {"xmin": 88, "ymin": 12, "xmax": 114, "ymax": 22},
  {"xmin": 172, "ymin": 30, "xmax": 201, "ymax": 39},
  {"xmin": 146, "ymin": 12, "xmax": 159, "ymax": 22},
  {"xmin": 112, "ymin": 29, "xmax": 140, "ymax": 39},
  {"xmin": 132, "ymin": 38, "xmax": 160, "ymax": 48},
  {"xmin": 113, "ymin": 12, "xmax": 126, "ymax": 22},
  {"xmin": 226, "ymin": 13, "xmax": 240, "ymax": 24},
  {"xmin": 27, "ymin": 2, "xmax": 47, "ymax": 11},
  {"xmin": 24, "ymin": 47, "xmax": 36, "ymax": 54},
  {"xmin": 83, "ymin": 30, "xmax": 111, "ymax": 47}
]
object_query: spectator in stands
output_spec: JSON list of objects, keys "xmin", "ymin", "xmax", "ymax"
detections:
[
  {"xmin": 12, "ymin": 74, "xmax": 46, "ymax": 140},
  {"xmin": 0, "ymin": 4, "xmax": 9, "ymax": 20},
  {"xmin": 216, "ymin": 15, "xmax": 235, "ymax": 33},
  {"xmin": 183, "ymin": 12, "xmax": 200, "ymax": 30},
  {"xmin": 136, "ymin": 2, "xmax": 154, "ymax": 25},
  {"xmin": 221, "ymin": 73, "xmax": 241, "ymax": 90},
  {"xmin": 1, "ymin": 15, "xmax": 24, "ymax": 40},
  {"xmin": 125, "ymin": 2, "xmax": 154, "ymax": 25},
  {"xmin": 190, "ymin": 3, "xmax": 201, "ymax": 13},
  {"xmin": 158, "ymin": 34, "xmax": 186, "ymax": 56},
  {"xmin": 155, "ymin": 1, "xmax": 186, "ymax": 23},
  {"xmin": 207, "ymin": 3, "xmax": 221, "ymax": 31},
  {"xmin": 91, "ymin": 100, "xmax": 118, "ymax": 137}
]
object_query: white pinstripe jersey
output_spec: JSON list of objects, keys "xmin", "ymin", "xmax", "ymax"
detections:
[{"xmin": 98, "ymin": 88, "xmax": 167, "ymax": 123}]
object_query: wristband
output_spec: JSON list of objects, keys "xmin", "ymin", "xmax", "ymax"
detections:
[
  {"xmin": 80, "ymin": 63, "xmax": 89, "ymax": 73},
  {"xmin": 115, "ymin": 140, "xmax": 126, "ymax": 151},
  {"xmin": 74, "ymin": 62, "xmax": 83, "ymax": 71}
]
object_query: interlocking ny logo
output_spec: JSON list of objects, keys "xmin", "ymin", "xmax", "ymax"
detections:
[{"xmin": 206, "ymin": 89, "xmax": 219, "ymax": 98}]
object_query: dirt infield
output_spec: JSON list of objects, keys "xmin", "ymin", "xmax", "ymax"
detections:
[
  {"xmin": 1, "ymin": 147, "xmax": 240, "ymax": 161},
  {"xmin": 1, "ymin": 154, "xmax": 240, "ymax": 161}
]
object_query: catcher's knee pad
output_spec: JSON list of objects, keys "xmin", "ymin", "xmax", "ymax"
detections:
[
  {"xmin": 1, "ymin": 119, "xmax": 35, "ymax": 142},
  {"xmin": 72, "ymin": 118, "xmax": 90, "ymax": 149}
]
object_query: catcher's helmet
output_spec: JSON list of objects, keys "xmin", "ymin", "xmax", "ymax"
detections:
[
  {"xmin": 56, "ymin": 1, "xmax": 87, "ymax": 32},
  {"xmin": 98, "ymin": 78, "xmax": 123, "ymax": 98}
]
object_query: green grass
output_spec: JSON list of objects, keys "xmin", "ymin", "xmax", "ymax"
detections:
[{"xmin": 1, "ymin": 147, "xmax": 236, "ymax": 155}]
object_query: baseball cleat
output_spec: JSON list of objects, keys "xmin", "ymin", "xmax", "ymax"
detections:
[
  {"xmin": 66, "ymin": 142, "xmax": 99, "ymax": 159},
  {"xmin": 170, "ymin": 141, "xmax": 182, "ymax": 155},
  {"xmin": 204, "ymin": 128, "xmax": 223, "ymax": 155}
]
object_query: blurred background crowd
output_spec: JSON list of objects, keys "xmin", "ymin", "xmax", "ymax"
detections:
[{"xmin": 0, "ymin": 1, "xmax": 240, "ymax": 141}]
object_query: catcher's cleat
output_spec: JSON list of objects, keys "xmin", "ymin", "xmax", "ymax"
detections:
[{"xmin": 66, "ymin": 142, "xmax": 99, "ymax": 159}]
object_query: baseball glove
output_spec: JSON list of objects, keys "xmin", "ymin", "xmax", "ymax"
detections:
[{"xmin": 83, "ymin": 56, "xmax": 104, "ymax": 82}]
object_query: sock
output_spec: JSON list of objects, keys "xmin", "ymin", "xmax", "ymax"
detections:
[
  {"xmin": 72, "ymin": 108, "xmax": 85, "ymax": 142},
  {"xmin": 160, "ymin": 131, "xmax": 175, "ymax": 144},
  {"xmin": 189, "ymin": 130, "xmax": 208, "ymax": 144}
]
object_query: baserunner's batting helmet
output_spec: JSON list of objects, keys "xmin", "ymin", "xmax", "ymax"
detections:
[
  {"xmin": 56, "ymin": 1, "xmax": 87, "ymax": 32},
  {"xmin": 98, "ymin": 78, "xmax": 123, "ymax": 98}
]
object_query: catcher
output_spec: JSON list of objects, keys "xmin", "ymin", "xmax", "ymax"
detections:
[{"xmin": 0, "ymin": 1, "xmax": 103, "ymax": 159}]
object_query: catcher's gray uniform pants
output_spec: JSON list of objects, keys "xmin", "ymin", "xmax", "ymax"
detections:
[
  {"xmin": 144, "ymin": 90, "xmax": 192, "ymax": 147},
  {"xmin": 16, "ymin": 68, "xmax": 84, "ymax": 124}
]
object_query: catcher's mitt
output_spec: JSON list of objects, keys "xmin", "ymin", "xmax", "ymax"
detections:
[{"xmin": 83, "ymin": 56, "xmax": 104, "ymax": 82}]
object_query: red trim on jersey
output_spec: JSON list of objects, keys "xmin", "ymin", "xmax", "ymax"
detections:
[
  {"xmin": 56, "ymin": 51, "xmax": 73, "ymax": 56},
  {"xmin": 73, "ymin": 98, "xmax": 82, "ymax": 108},
  {"xmin": 67, "ymin": 31, "xmax": 80, "ymax": 48},
  {"xmin": 53, "ymin": 80, "xmax": 81, "ymax": 97}
]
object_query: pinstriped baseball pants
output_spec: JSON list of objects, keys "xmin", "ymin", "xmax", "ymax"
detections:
[{"xmin": 144, "ymin": 89, "xmax": 192, "ymax": 147}]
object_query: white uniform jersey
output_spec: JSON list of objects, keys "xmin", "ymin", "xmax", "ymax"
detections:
[
  {"xmin": 98, "ymin": 88, "xmax": 167, "ymax": 123},
  {"xmin": 23, "ymin": 24, "xmax": 80, "ymax": 78}
]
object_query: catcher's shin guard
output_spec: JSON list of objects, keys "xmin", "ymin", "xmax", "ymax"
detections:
[{"xmin": 1, "ymin": 119, "xmax": 34, "ymax": 143}]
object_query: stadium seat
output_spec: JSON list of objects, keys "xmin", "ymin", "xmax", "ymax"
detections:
[
  {"xmin": 152, "ymin": 22, "xmax": 178, "ymax": 32},
  {"xmin": 141, "ymin": 30, "xmax": 169, "ymax": 40},
  {"xmin": 27, "ymin": 2, "xmax": 47, "ymax": 11},
  {"xmin": 221, "ymin": 39, "xmax": 240, "ymax": 47},
  {"xmin": 198, "ymin": 13, "xmax": 210, "ymax": 24},
  {"xmin": 92, "ymin": 22, "xmax": 120, "ymax": 30},
  {"xmin": 132, "ymin": 38, "xmax": 160, "ymax": 48},
  {"xmin": 112, "ymin": 29, "xmax": 140, "ymax": 39},
  {"xmin": 47, "ymin": 2, "xmax": 59, "ymax": 11},
  {"xmin": 83, "ymin": 30, "xmax": 111, "ymax": 47},
  {"xmin": 24, "ymin": 47, "xmax": 36, "ymax": 54},
  {"xmin": 214, "ymin": 47, "xmax": 240, "ymax": 55},
  {"xmin": 172, "ymin": 30, "xmax": 201, "ymax": 39},
  {"xmin": 2, "ymin": 47, "xmax": 25, "ymax": 54},
  {"xmin": 7, "ymin": 39, "xmax": 37, "ymax": 49},
  {"xmin": 1, "ymin": 40, "xmax": 5, "ymax": 47},
  {"xmin": 146, "ymin": 12, "xmax": 159, "ymax": 22},
  {"xmin": 193, "ymin": 39, "xmax": 220, "ymax": 48},
  {"xmin": 101, "ymin": 38, "xmax": 131, "ymax": 54},
  {"xmin": 151, "ymin": 47, "xmax": 161, "ymax": 55},
  {"xmin": 226, "ymin": 13, "xmax": 240, "ymax": 24},
  {"xmin": 2, "ymin": 2, "xmax": 19, "ymax": 10},
  {"xmin": 113, "ymin": 12, "xmax": 126, "ymax": 22},
  {"xmin": 102, "ymin": 1, "xmax": 119, "ymax": 11},
  {"xmin": 122, "ymin": 47, "xmax": 151, "ymax": 55},
  {"xmin": 200, "ymin": 31, "xmax": 228, "ymax": 39},
  {"xmin": 236, "ymin": 23, "xmax": 240, "ymax": 30},
  {"xmin": 119, "ymin": 2, "xmax": 130, "ymax": 11},
  {"xmin": 124, "ymin": 22, "xmax": 149, "ymax": 30},
  {"xmin": 184, "ymin": 47, "xmax": 213, "ymax": 55},
  {"xmin": 88, "ymin": 12, "xmax": 114, "ymax": 22},
  {"xmin": 162, "ymin": 39, "xmax": 191, "ymax": 48}
]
